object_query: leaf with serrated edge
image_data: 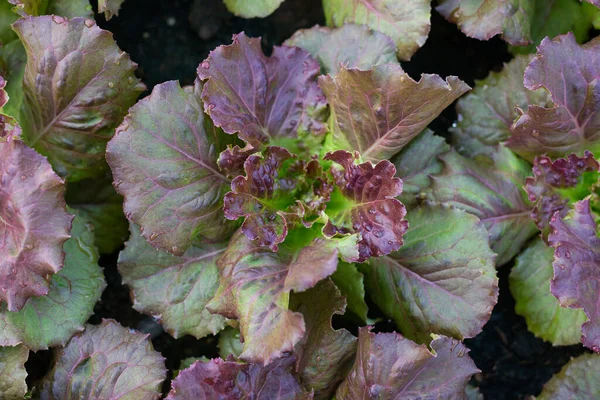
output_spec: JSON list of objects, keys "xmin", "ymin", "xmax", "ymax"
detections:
[
  {"xmin": 336, "ymin": 327, "xmax": 479, "ymax": 399},
  {"xmin": 429, "ymin": 149, "xmax": 537, "ymax": 266},
  {"xmin": 118, "ymin": 224, "xmax": 226, "ymax": 339},
  {"xmin": 0, "ymin": 139, "xmax": 72, "ymax": 312},
  {"xmin": 0, "ymin": 345, "xmax": 28, "ymax": 400},
  {"xmin": 14, "ymin": 16, "xmax": 145, "ymax": 181},
  {"xmin": 510, "ymin": 238, "xmax": 586, "ymax": 346},
  {"xmin": 198, "ymin": 32, "xmax": 327, "ymax": 150},
  {"xmin": 549, "ymin": 199, "xmax": 600, "ymax": 352},
  {"xmin": 538, "ymin": 353, "xmax": 600, "ymax": 399},
  {"xmin": 437, "ymin": 0, "xmax": 534, "ymax": 46},
  {"xmin": 0, "ymin": 213, "xmax": 106, "ymax": 350},
  {"xmin": 166, "ymin": 356, "xmax": 310, "ymax": 400},
  {"xmin": 507, "ymin": 33, "xmax": 600, "ymax": 161},
  {"xmin": 323, "ymin": 0, "xmax": 430, "ymax": 60},
  {"xmin": 451, "ymin": 55, "xmax": 551, "ymax": 157},
  {"xmin": 291, "ymin": 279, "xmax": 356, "ymax": 399},
  {"xmin": 284, "ymin": 24, "xmax": 398, "ymax": 75},
  {"xmin": 223, "ymin": 0, "xmax": 284, "ymax": 18},
  {"xmin": 40, "ymin": 319, "xmax": 166, "ymax": 400},
  {"xmin": 364, "ymin": 205, "xmax": 498, "ymax": 343},
  {"xmin": 320, "ymin": 64, "xmax": 469, "ymax": 162},
  {"xmin": 107, "ymin": 80, "xmax": 235, "ymax": 255}
]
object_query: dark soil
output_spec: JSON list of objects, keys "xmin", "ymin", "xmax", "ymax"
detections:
[{"xmin": 26, "ymin": 0, "xmax": 587, "ymax": 398}]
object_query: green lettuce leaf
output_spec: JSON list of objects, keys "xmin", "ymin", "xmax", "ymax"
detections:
[
  {"xmin": 538, "ymin": 353, "xmax": 600, "ymax": 399},
  {"xmin": 0, "ymin": 345, "xmax": 28, "ymax": 400}
]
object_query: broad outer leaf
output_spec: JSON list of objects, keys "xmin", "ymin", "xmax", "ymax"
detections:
[
  {"xmin": 451, "ymin": 55, "xmax": 551, "ymax": 157},
  {"xmin": 106, "ymin": 80, "xmax": 235, "ymax": 255},
  {"xmin": 323, "ymin": 150, "xmax": 408, "ymax": 262},
  {"xmin": 429, "ymin": 149, "xmax": 538, "ymax": 266},
  {"xmin": 0, "ymin": 139, "xmax": 72, "ymax": 311},
  {"xmin": 393, "ymin": 129, "xmax": 450, "ymax": 208},
  {"xmin": 331, "ymin": 261, "xmax": 368, "ymax": 323},
  {"xmin": 322, "ymin": 0, "xmax": 430, "ymax": 61},
  {"xmin": 41, "ymin": 320, "xmax": 166, "ymax": 400},
  {"xmin": 284, "ymin": 24, "xmax": 398, "ymax": 75},
  {"xmin": 0, "ymin": 345, "xmax": 28, "ymax": 400},
  {"xmin": 14, "ymin": 16, "xmax": 145, "ymax": 181},
  {"xmin": 336, "ymin": 327, "xmax": 479, "ymax": 399},
  {"xmin": 0, "ymin": 213, "xmax": 106, "ymax": 350},
  {"xmin": 98, "ymin": 0, "xmax": 126, "ymax": 20},
  {"xmin": 507, "ymin": 33, "xmax": 600, "ymax": 161},
  {"xmin": 198, "ymin": 32, "xmax": 327, "ymax": 149},
  {"xmin": 436, "ymin": 0, "xmax": 534, "ymax": 46},
  {"xmin": 538, "ymin": 353, "xmax": 600, "ymax": 399},
  {"xmin": 207, "ymin": 230, "xmax": 347, "ymax": 363},
  {"xmin": 118, "ymin": 224, "xmax": 227, "ymax": 339},
  {"xmin": 166, "ymin": 357, "xmax": 310, "ymax": 400},
  {"xmin": 549, "ymin": 199, "xmax": 600, "ymax": 351},
  {"xmin": 223, "ymin": 0, "xmax": 284, "ymax": 18},
  {"xmin": 525, "ymin": 152, "xmax": 599, "ymax": 236},
  {"xmin": 510, "ymin": 238, "xmax": 586, "ymax": 346},
  {"xmin": 364, "ymin": 205, "xmax": 498, "ymax": 343},
  {"xmin": 8, "ymin": 0, "xmax": 93, "ymax": 18},
  {"xmin": 291, "ymin": 280, "xmax": 357, "ymax": 398},
  {"xmin": 320, "ymin": 64, "xmax": 469, "ymax": 161}
]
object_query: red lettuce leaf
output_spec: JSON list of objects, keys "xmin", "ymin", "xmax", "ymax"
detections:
[
  {"xmin": 323, "ymin": 150, "xmax": 408, "ymax": 262},
  {"xmin": 525, "ymin": 152, "xmax": 599, "ymax": 236},
  {"xmin": 320, "ymin": 64, "xmax": 469, "ymax": 161},
  {"xmin": 336, "ymin": 327, "xmax": 479, "ymax": 399},
  {"xmin": 197, "ymin": 32, "xmax": 327, "ymax": 150},
  {"xmin": 106, "ymin": 80, "xmax": 235, "ymax": 255},
  {"xmin": 166, "ymin": 356, "xmax": 311, "ymax": 400},
  {"xmin": 218, "ymin": 144, "xmax": 256, "ymax": 179},
  {"xmin": 0, "ymin": 139, "xmax": 73, "ymax": 311},
  {"xmin": 549, "ymin": 199, "xmax": 600, "ymax": 352},
  {"xmin": 14, "ymin": 16, "xmax": 145, "ymax": 181},
  {"xmin": 507, "ymin": 33, "xmax": 600, "ymax": 160}
]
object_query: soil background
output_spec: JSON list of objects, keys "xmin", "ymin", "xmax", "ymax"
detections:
[{"xmin": 25, "ymin": 0, "xmax": 590, "ymax": 398}]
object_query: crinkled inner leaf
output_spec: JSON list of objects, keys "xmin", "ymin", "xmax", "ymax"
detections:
[
  {"xmin": 41, "ymin": 319, "xmax": 166, "ymax": 399},
  {"xmin": 284, "ymin": 24, "xmax": 398, "ymax": 75},
  {"xmin": 336, "ymin": 327, "xmax": 479, "ymax": 399},
  {"xmin": 106, "ymin": 80, "xmax": 235, "ymax": 255},
  {"xmin": 320, "ymin": 64, "xmax": 469, "ymax": 162},
  {"xmin": 14, "ymin": 16, "xmax": 145, "ymax": 181},
  {"xmin": 0, "ymin": 139, "xmax": 72, "ymax": 312},
  {"xmin": 549, "ymin": 199, "xmax": 600, "ymax": 352},
  {"xmin": 0, "ymin": 212, "xmax": 106, "ymax": 350},
  {"xmin": 364, "ymin": 205, "xmax": 498, "ymax": 343},
  {"xmin": 322, "ymin": 0, "xmax": 430, "ymax": 61},
  {"xmin": 118, "ymin": 224, "xmax": 227, "ymax": 339}
]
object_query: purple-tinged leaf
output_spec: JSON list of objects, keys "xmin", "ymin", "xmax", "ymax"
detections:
[
  {"xmin": 525, "ymin": 152, "xmax": 599, "ymax": 236},
  {"xmin": 166, "ymin": 356, "xmax": 311, "ymax": 400},
  {"xmin": 197, "ymin": 32, "xmax": 327, "ymax": 150},
  {"xmin": 14, "ymin": 16, "xmax": 145, "ymax": 181},
  {"xmin": 284, "ymin": 24, "xmax": 398, "ymax": 75},
  {"xmin": 320, "ymin": 64, "xmax": 469, "ymax": 162},
  {"xmin": 583, "ymin": 0, "xmax": 600, "ymax": 7},
  {"xmin": 0, "ymin": 75, "xmax": 7, "ymax": 108},
  {"xmin": 208, "ymin": 230, "xmax": 349, "ymax": 363},
  {"xmin": 323, "ymin": 150, "xmax": 408, "ymax": 262},
  {"xmin": 336, "ymin": 327, "xmax": 479, "ymax": 399},
  {"xmin": 549, "ymin": 199, "xmax": 600, "ymax": 352},
  {"xmin": 393, "ymin": 129, "xmax": 450, "ymax": 209},
  {"xmin": 41, "ymin": 320, "xmax": 166, "ymax": 399},
  {"xmin": 218, "ymin": 144, "xmax": 255, "ymax": 179},
  {"xmin": 538, "ymin": 353, "xmax": 600, "ymax": 399},
  {"xmin": 507, "ymin": 33, "xmax": 600, "ymax": 160},
  {"xmin": 106, "ymin": 81, "xmax": 236, "ymax": 255},
  {"xmin": 0, "ymin": 345, "xmax": 28, "ymax": 400},
  {"xmin": 291, "ymin": 279, "xmax": 357, "ymax": 399},
  {"xmin": 322, "ymin": 0, "xmax": 430, "ymax": 61},
  {"xmin": 451, "ymin": 55, "xmax": 552, "ymax": 158},
  {"xmin": 429, "ymin": 148, "xmax": 538, "ymax": 266},
  {"xmin": 364, "ymin": 205, "xmax": 498, "ymax": 343},
  {"xmin": 118, "ymin": 224, "xmax": 226, "ymax": 339},
  {"xmin": 98, "ymin": 0, "xmax": 125, "ymax": 20},
  {"xmin": 436, "ymin": 0, "xmax": 534, "ymax": 46},
  {"xmin": 0, "ymin": 139, "xmax": 72, "ymax": 312},
  {"xmin": 224, "ymin": 147, "xmax": 294, "ymax": 251}
]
